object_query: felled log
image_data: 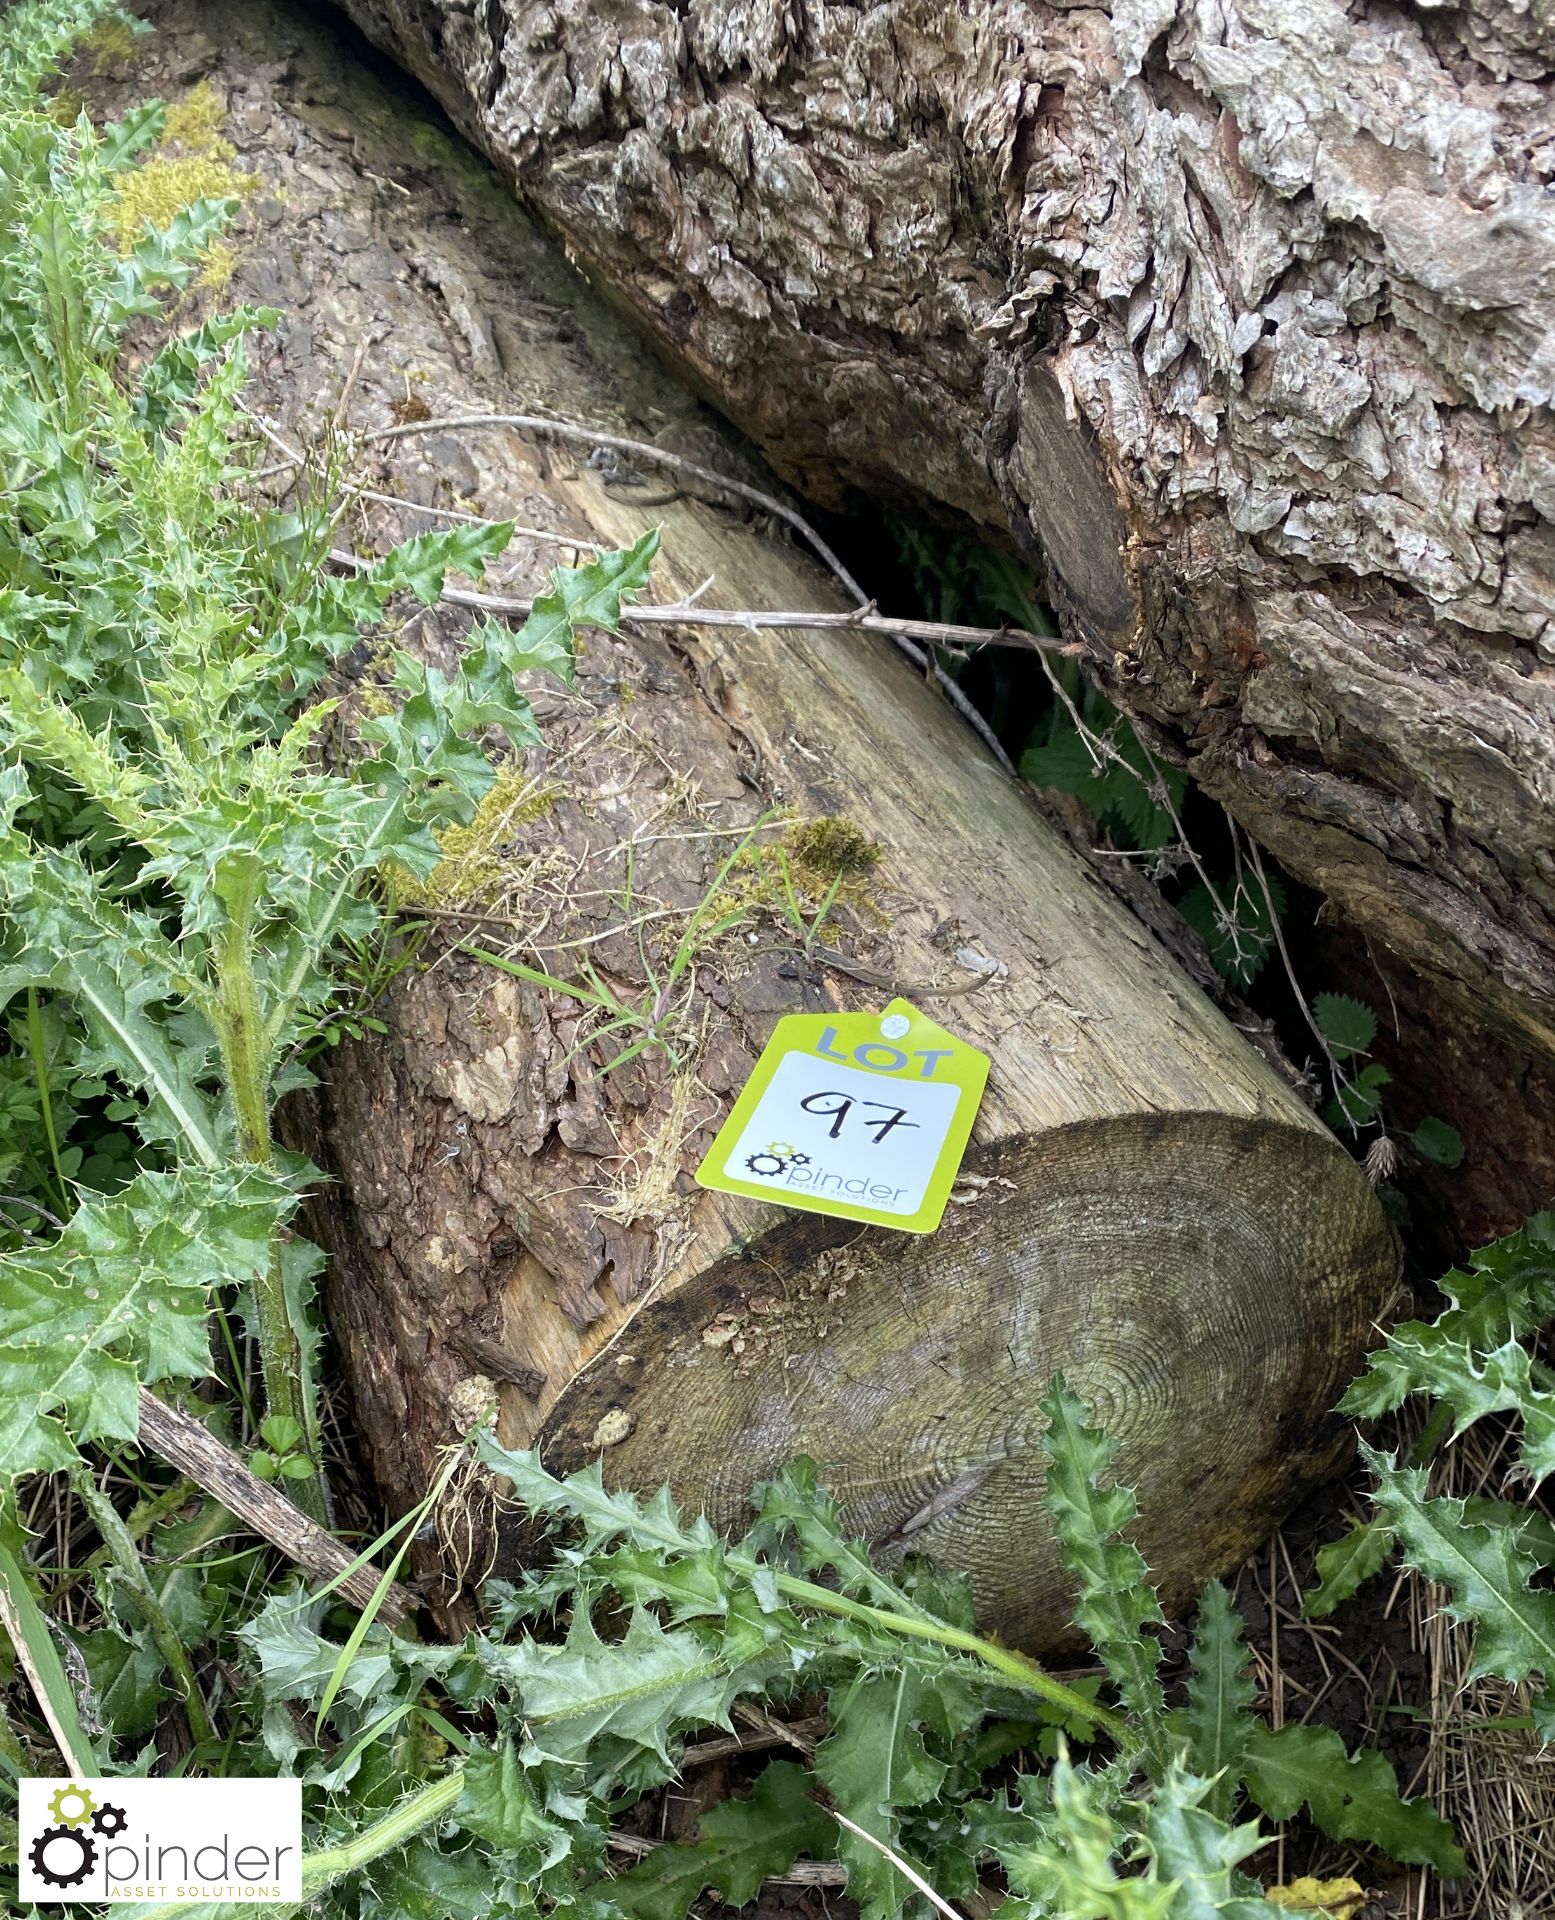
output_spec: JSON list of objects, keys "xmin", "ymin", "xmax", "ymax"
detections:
[
  {"xmin": 316, "ymin": 503, "xmax": 1398, "ymax": 1647},
  {"xmin": 158, "ymin": 0, "xmax": 1399, "ymax": 1645},
  {"xmin": 332, "ymin": 0, "xmax": 1555, "ymax": 1091}
]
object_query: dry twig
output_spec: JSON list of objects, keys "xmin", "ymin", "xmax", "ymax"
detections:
[{"xmin": 136, "ymin": 1389, "xmax": 417, "ymax": 1626}]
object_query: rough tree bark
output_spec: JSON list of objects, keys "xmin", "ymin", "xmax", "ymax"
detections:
[
  {"xmin": 330, "ymin": 0, "xmax": 1555, "ymax": 1087},
  {"xmin": 142, "ymin": 0, "xmax": 1397, "ymax": 1648}
]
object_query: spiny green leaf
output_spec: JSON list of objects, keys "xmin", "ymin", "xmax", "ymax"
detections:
[
  {"xmin": 752, "ymin": 1455, "xmax": 927, "ymax": 1615},
  {"xmin": 1166, "ymin": 1580, "xmax": 1257, "ymax": 1820},
  {"xmin": 475, "ymin": 1436, "xmax": 716, "ymax": 1558},
  {"xmin": 1361, "ymin": 1335, "xmax": 1555, "ymax": 1486},
  {"xmin": 1459, "ymin": 1497, "xmax": 1555, "ymax": 1567},
  {"xmin": 1242, "ymin": 1720, "xmax": 1464, "ymax": 1876},
  {"xmin": 815, "ymin": 1661, "xmax": 979, "ymax": 1920},
  {"xmin": 1039, "ymin": 1373, "xmax": 1167, "ymax": 1764},
  {"xmin": 1143, "ymin": 1762, "xmax": 1283, "ymax": 1919},
  {"xmin": 1008, "ymin": 1753, "xmax": 1175, "ymax": 1918},
  {"xmin": 511, "ymin": 529, "xmax": 658, "ymax": 660},
  {"xmin": 359, "ymin": 1835, "xmax": 539, "ymax": 1920},
  {"xmin": 0, "ymin": 1164, "xmax": 293, "ymax": 1482},
  {"xmin": 1362, "ymin": 1441, "xmax": 1555, "ymax": 1736},
  {"xmin": 477, "ymin": 1603, "xmax": 784, "ymax": 1780},
  {"xmin": 239, "ymin": 1589, "xmax": 396, "ymax": 1708},
  {"xmin": 607, "ymin": 1761, "xmax": 832, "ymax": 1920},
  {"xmin": 0, "ymin": 829, "xmax": 223, "ymax": 1165},
  {"xmin": 1301, "ymin": 1519, "xmax": 1396, "ymax": 1622},
  {"xmin": 372, "ymin": 521, "xmax": 513, "ymax": 604},
  {"xmin": 459, "ymin": 1739, "xmax": 570, "ymax": 1866},
  {"xmin": 77, "ymin": 1621, "xmax": 165, "ymax": 1741},
  {"xmin": 1339, "ymin": 1221, "xmax": 1555, "ymax": 1420},
  {"xmin": 98, "ymin": 99, "xmax": 165, "ymax": 173}
]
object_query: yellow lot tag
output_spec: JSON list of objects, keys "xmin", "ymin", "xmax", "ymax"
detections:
[{"xmin": 695, "ymin": 998, "xmax": 989, "ymax": 1234}]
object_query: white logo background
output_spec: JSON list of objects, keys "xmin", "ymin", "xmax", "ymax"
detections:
[{"xmin": 20, "ymin": 1778, "xmax": 302, "ymax": 1904}]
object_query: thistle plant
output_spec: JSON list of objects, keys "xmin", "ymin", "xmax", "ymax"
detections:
[{"xmin": 0, "ymin": 0, "xmax": 656, "ymax": 1512}]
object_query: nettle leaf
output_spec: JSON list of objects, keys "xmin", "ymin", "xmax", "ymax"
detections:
[
  {"xmin": 1039, "ymin": 1374, "xmax": 1167, "ymax": 1762},
  {"xmin": 1178, "ymin": 875, "xmax": 1283, "ymax": 991},
  {"xmin": 0, "ymin": 1163, "xmax": 293, "ymax": 1482},
  {"xmin": 1312, "ymin": 993, "xmax": 1376, "ymax": 1062},
  {"xmin": 1301, "ymin": 1518, "xmax": 1396, "ymax": 1622},
  {"xmin": 1106, "ymin": 727, "xmax": 1185, "ymax": 853},
  {"xmin": 1325, "ymin": 1062, "xmax": 1389, "ymax": 1131},
  {"xmin": 1410, "ymin": 1116, "xmax": 1464, "ymax": 1169},
  {"xmin": 1361, "ymin": 1442, "xmax": 1555, "ymax": 1738},
  {"xmin": 1021, "ymin": 717, "xmax": 1184, "ymax": 853},
  {"xmin": 1242, "ymin": 1720, "xmax": 1464, "ymax": 1876},
  {"xmin": 1165, "ymin": 1580, "xmax": 1257, "ymax": 1821},
  {"xmin": 607, "ymin": 1760, "xmax": 833, "ymax": 1920}
]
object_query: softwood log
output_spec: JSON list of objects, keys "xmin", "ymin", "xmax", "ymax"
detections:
[
  {"xmin": 331, "ymin": 0, "xmax": 1555, "ymax": 1085},
  {"xmin": 158, "ymin": 0, "xmax": 1400, "ymax": 1646},
  {"xmin": 318, "ymin": 496, "xmax": 1399, "ymax": 1647}
]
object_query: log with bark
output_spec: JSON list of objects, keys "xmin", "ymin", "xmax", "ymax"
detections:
[
  {"xmin": 159, "ymin": 0, "xmax": 1398, "ymax": 1648},
  {"xmin": 330, "ymin": 0, "xmax": 1555, "ymax": 1100}
]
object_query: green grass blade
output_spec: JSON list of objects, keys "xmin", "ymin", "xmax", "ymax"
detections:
[{"xmin": 0, "ymin": 1539, "xmax": 93, "ymax": 1773}]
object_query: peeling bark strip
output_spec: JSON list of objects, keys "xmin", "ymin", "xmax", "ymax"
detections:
[{"xmin": 333, "ymin": 0, "xmax": 1555, "ymax": 1066}]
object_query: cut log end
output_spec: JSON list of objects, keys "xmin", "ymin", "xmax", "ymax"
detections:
[{"xmin": 534, "ymin": 1112, "xmax": 1396, "ymax": 1646}]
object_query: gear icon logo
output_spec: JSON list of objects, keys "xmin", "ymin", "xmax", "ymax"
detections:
[
  {"xmin": 48, "ymin": 1784, "xmax": 97, "ymax": 1828},
  {"xmin": 30, "ymin": 1824, "xmax": 98, "ymax": 1889},
  {"xmin": 91, "ymin": 1802, "xmax": 128, "ymax": 1838},
  {"xmin": 744, "ymin": 1143, "xmax": 812, "ymax": 1179}
]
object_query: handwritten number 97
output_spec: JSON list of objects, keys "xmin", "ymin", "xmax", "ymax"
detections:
[{"xmin": 799, "ymin": 1091, "xmax": 919, "ymax": 1145}]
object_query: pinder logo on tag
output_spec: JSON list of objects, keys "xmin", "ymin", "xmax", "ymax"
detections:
[{"xmin": 20, "ymin": 1778, "xmax": 302, "ymax": 1904}]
